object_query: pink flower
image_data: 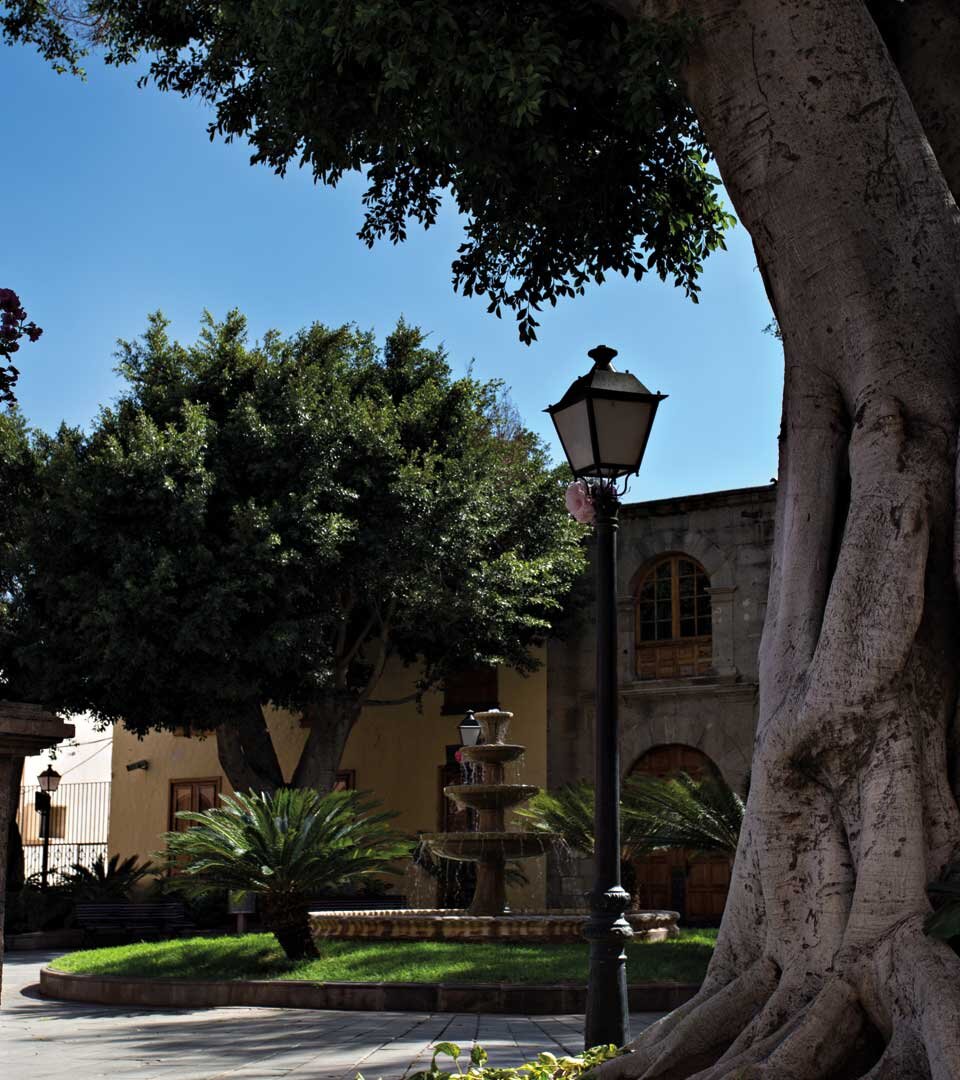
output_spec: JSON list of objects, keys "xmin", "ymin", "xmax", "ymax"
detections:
[
  {"xmin": 565, "ymin": 480, "xmax": 595, "ymax": 524},
  {"xmin": 454, "ymin": 749, "xmax": 463, "ymax": 763}
]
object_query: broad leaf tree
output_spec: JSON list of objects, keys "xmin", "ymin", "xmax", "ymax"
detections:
[
  {"xmin": 4, "ymin": 313, "xmax": 584, "ymax": 795},
  {"xmin": 5, "ymin": 0, "xmax": 960, "ymax": 1074}
]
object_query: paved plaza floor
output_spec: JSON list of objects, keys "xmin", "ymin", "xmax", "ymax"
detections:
[{"xmin": 0, "ymin": 953, "xmax": 663, "ymax": 1080}]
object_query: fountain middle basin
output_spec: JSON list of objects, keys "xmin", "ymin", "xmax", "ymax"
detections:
[
  {"xmin": 443, "ymin": 784, "xmax": 540, "ymax": 813},
  {"xmin": 420, "ymin": 830, "xmax": 552, "ymax": 862}
]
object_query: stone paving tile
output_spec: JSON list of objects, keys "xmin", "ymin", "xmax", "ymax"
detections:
[{"xmin": 2, "ymin": 952, "xmax": 667, "ymax": 1079}]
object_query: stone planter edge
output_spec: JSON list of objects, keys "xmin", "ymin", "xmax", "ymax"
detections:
[{"xmin": 39, "ymin": 966, "xmax": 700, "ymax": 1014}]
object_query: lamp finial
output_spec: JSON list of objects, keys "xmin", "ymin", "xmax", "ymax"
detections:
[{"xmin": 587, "ymin": 345, "xmax": 617, "ymax": 370}]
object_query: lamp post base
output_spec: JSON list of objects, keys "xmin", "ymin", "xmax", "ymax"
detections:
[{"xmin": 584, "ymin": 884, "xmax": 633, "ymax": 1049}]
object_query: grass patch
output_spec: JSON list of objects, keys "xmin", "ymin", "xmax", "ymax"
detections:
[{"xmin": 52, "ymin": 929, "xmax": 716, "ymax": 985}]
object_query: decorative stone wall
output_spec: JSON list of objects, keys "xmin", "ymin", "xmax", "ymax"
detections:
[
  {"xmin": 546, "ymin": 484, "xmax": 776, "ymax": 908},
  {"xmin": 310, "ymin": 908, "xmax": 678, "ymax": 944}
]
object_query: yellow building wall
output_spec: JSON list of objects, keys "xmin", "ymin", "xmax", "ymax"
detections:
[{"xmin": 108, "ymin": 653, "xmax": 549, "ymax": 910}]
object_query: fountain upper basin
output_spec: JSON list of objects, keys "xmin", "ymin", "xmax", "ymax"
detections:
[{"xmin": 422, "ymin": 831, "xmax": 552, "ymax": 862}]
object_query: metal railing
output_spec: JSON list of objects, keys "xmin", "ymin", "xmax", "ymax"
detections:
[{"xmin": 16, "ymin": 781, "xmax": 111, "ymax": 881}]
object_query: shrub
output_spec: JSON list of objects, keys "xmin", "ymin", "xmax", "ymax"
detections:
[
  {"xmin": 60, "ymin": 854, "xmax": 155, "ymax": 902},
  {"xmin": 359, "ymin": 1041, "xmax": 622, "ymax": 1079}
]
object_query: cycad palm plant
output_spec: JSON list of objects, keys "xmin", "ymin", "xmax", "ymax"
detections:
[
  {"xmin": 516, "ymin": 771, "xmax": 745, "ymax": 894},
  {"xmin": 621, "ymin": 771, "xmax": 744, "ymax": 861},
  {"xmin": 514, "ymin": 781, "xmax": 654, "ymax": 897},
  {"xmin": 160, "ymin": 788, "xmax": 410, "ymax": 959},
  {"xmin": 61, "ymin": 853, "xmax": 155, "ymax": 901}
]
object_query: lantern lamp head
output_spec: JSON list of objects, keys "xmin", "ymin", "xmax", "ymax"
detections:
[
  {"xmin": 458, "ymin": 709, "xmax": 482, "ymax": 747},
  {"xmin": 37, "ymin": 764, "xmax": 61, "ymax": 793},
  {"xmin": 546, "ymin": 345, "xmax": 666, "ymax": 480}
]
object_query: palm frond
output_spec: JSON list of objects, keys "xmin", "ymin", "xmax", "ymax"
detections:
[
  {"xmin": 622, "ymin": 772, "xmax": 743, "ymax": 858},
  {"xmin": 514, "ymin": 782, "xmax": 595, "ymax": 857},
  {"xmin": 515, "ymin": 772, "xmax": 744, "ymax": 862},
  {"xmin": 60, "ymin": 853, "xmax": 155, "ymax": 901}
]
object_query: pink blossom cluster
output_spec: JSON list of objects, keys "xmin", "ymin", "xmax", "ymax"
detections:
[{"xmin": 565, "ymin": 480, "xmax": 596, "ymax": 524}]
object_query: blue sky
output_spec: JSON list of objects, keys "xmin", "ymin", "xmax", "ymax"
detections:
[{"xmin": 2, "ymin": 43, "xmax": 782, "ymax": 502}]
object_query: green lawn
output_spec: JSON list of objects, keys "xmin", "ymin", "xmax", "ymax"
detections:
[{"xmin": 52, "ymin": 929, "xmax": 716, "ymax": 985}]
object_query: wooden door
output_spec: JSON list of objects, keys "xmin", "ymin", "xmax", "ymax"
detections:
[{"xmin": 629, "ymin": 745, "xmax": 731, "ymax": 924}]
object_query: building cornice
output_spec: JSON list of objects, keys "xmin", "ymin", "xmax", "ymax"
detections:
[{"xmin": 620, "ymin": 483, "xmax": 776, "ymax": 519}]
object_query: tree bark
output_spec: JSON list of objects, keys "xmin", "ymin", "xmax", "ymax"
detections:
[
  {"xmin": 215, "ymin": 700, "xmax": 284, "ymax": 795},
  {"xmin": 290, "ymin": 697, "xmax": 361, "ymax": 792},
  {"xmin": 596, "ymin": 1, "xmax": 960, "ymax": 1077},
  {"xmin": 889, "ymin": 0, "xmax": 960, "ymax": 202}
]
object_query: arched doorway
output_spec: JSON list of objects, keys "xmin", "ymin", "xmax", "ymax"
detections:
[{"xmin": 629, "ymin": 744, "xmax": 732, "ymax": 924}]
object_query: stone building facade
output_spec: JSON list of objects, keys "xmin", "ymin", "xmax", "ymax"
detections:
[{"xmin": 546, "ymin": 483, "xmax": 777, "ymax": 917}]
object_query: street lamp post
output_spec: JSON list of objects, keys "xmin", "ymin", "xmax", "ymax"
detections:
[
  {"xmin": 547, "ymin": 345, "xmax": 665, "ymax": 1051},
  {"xmin": 36, "ymin": 764, "xmax": 62, "ymax": 892}
]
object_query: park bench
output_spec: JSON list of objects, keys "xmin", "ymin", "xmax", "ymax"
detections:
[{"xmin": 74, "ymin": 901, "xmax": 195, "ymax": 942}]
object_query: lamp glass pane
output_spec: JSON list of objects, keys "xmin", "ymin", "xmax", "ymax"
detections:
[
  {"xmin": 38, "ymin": 769, "xmax": 60, "ymax": 792},
  {"xmin": 551, "ymin": 399, "xmax": 595, "ymax": 474},
  {"xmin": 592, "ymin": 398, "xmax": 652, "ymax": 475},
  {"xmin": 459, "ymin": 718, "xmax": 481, "ymax": 746}
]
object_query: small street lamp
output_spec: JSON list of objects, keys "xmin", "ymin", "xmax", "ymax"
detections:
[
  {"xmin": 547, "ymin": 344, "xmax": 665, "ymax": 1051},
  {"xmin": 458, "ymin": 709, "xmax": 482, "ymax": 748},
  {"xmin": 36, "ymin": 764, "xmax": 61, "ymax": 892}
]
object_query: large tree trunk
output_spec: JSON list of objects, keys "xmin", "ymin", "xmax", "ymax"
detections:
[
  {"xmin": 215, "ymin": 700, "xmax": 284, "ymax": 795},
  {"xmin": 290, "ymin": 697, "xmax": 361, "ymax": 791},
  {"xmin": 597, "ymin": 1, "xmax": 960, "ymax": 1077},
  {"xmin": 215, "ymin": 697, "xmax": 359, "ymax": 795}
]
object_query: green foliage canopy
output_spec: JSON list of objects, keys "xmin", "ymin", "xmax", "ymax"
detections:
[
  {"xmin": 2, "ymin": 1, "xmax": 733, "ymax": 343},
  {"xmin": 2, "ymin": 313, "xmax": 584, "ymax": 737}
]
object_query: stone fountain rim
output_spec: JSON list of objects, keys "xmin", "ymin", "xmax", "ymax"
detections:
[
  {"xmin": 420, "ymin": 830, "xmax": 551, "ymax": 841},
  {"xmin": 458, "ymin": 742, "xmax": 526, "ymax": 755},
  {"xmin": 311, "ymin": 907, "xmax": 680, "ymax": 920},
  {"xmin": 442, "ymin": 783, "xmax": 541, "ymax": 794}
]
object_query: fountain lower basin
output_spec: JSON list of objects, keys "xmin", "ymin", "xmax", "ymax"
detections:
[{"xmin": 310, "ymin": 908, "xmax": 680, "ymax": 944}]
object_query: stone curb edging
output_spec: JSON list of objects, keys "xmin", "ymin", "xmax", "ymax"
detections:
[{"xmin": 40, "ymin": 966, "xmax": 699, "ymax": 1015}]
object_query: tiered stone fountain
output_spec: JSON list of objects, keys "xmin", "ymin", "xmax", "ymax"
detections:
[
  {"xmin": 422, "ymin": 708, "xmax": 549, "ymax": 916},
  {"xmin": 310, "ymin": 704, "xmax": 680, "ymax": 945}
]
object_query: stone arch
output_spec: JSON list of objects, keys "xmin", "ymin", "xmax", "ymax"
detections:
[
  {"xmin": 619, "ymin": 696, "xmax": 753, "ymax": 795},
  {"xmin": 621, "ymin": 528, "xmax": 734, "ymax": 594}
]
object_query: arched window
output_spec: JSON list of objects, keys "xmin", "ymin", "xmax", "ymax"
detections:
[{"xmin": 635, "ymin": 555, "xmax": 712, "ymax": 680}]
